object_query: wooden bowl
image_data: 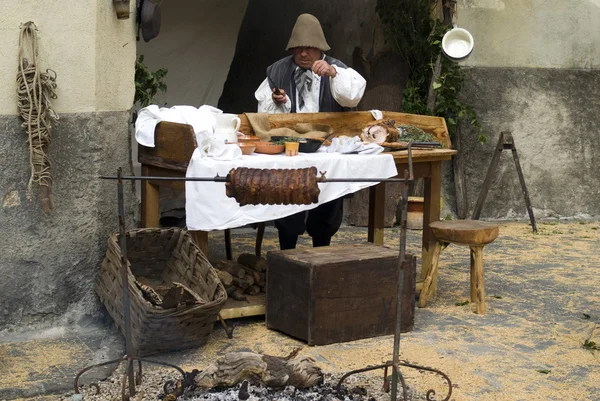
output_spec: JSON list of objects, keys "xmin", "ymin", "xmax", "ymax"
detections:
[
  {"xmin": 237, "ymin": 142, "xmax": 256, "ymax": 155},
  {"xmin": 255, "ymin": 142, "xmax": 284, "ymax": 155}
]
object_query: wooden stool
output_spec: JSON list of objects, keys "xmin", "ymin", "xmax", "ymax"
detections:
[{"xmin": 418, "ymin": 220, "xmax": 499, "ymax": 314}]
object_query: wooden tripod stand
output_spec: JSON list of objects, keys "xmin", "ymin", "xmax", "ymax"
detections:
[{"xmin": 471, "ymin": 131, "xmax": 537, "ymax": 233}]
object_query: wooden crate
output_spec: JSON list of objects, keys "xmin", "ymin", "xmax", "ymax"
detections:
[{"xmin": 266, "ymin": 244, "xmax": 415, "ymax": 346}]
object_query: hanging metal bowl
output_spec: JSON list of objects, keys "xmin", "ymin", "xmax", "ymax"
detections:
[{"xmin": 139, "ymin": 0, "xmax": 162, "ymax": 42}]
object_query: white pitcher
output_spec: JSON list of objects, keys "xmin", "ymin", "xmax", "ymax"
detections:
[{"xmin": 214, "ymin": 113, "xmax": 241, "ymax": 143}]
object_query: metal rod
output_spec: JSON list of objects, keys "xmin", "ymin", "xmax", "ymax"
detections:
[
  {"xmin": 391, "ymin": 169, "xmax": 412, "ymax": 401},
  {"xmin": 117, "ymin": 168, "xmax": 136, "ymax": 398},
  {"xmin": 99, "ymin": 175, "xmax": 411, "ymax": 183}
]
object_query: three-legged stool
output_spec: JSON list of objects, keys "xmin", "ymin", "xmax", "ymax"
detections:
[{"xmin": 419, "ymin": 220, "xmax": 499, "ymax": 314}]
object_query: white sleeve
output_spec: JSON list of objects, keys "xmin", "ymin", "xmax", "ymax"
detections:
[
  {"xmin": 255, "ymin": 78, "xmax": 291, "ymax": 114},
  {"xmin": 329, "ymin": 66, "xmax": 367, "ymax": 108}
]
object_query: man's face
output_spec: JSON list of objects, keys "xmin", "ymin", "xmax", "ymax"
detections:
[{"xmin": 291, "ymin": 47, "xmax": 322, "ymax": 69}]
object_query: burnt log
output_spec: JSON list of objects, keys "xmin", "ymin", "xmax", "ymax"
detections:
[{"xmin": 194, "ymin": 350, "xmax": 322, "ymax": 389}]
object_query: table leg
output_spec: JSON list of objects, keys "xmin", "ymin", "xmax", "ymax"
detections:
[
  {"xmin": 368, "ymin": 183, "xmax": 386, "ymax": 245},
  {"xmin": 192, "ymin": 231, "xmax": 209, "ymax": 256},
  {"xmin": 421, "ymin": 161, "xmax": 441, "ymax": 296},
  {"xmin": 140, "ymin": 165, "xmax": 160, "ymax": 227}
]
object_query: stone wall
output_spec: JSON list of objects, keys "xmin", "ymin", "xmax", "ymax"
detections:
[
  {"xmin": 459, "ymin": 68, "xmax": 600, "ymax": 219},
  {"xmin": 0, "ymin": 113, "xmax": 137, "ymax": 329}
]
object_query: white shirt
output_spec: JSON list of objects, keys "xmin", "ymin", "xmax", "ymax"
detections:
[{"xmin": 255, "ymin": 64, "xmax": 366, "ymax": 114}]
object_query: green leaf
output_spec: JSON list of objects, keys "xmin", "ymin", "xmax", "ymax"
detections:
[
  {"xmin": 537, "ymin": 369, "xmax": 551, "ymax": 374},
  {"xmin": 582, "ymin": 313, "xmax": 591, "ymax": 320},
  {"xmin": 455, "ymin": 300, "xmax": 470, "ymax": 306},
  {"xmin": 583, "ymin": 340, "xmax": 600, "ymax": 350},
  {"xmin": 432, "ymin": 82, "xmax": 442, "ymax": 90},
  {"xmin": 492, "ymin": 295, "xmax": 503, "ymax": 299}
]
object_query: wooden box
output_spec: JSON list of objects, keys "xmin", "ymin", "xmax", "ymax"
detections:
[{"xmin": 266, "ymin": 244, "xmax": 415, "ymax": 346}]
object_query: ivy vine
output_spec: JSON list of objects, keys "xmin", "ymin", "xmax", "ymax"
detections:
[
  {"xmin": 134, "ymin": 55, "xmax": 168, "ymax": 108},
  {"xmin": 376, "ymin": 0, "xmax": 485, "ymax": 143}
]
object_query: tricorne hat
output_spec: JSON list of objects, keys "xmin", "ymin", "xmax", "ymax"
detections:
[{"xmin": 285, "ymin": 14, "xmax": 330, "ymax": 52}]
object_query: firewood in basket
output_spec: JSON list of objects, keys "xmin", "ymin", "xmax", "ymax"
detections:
[
  {"xmin": 135, "ymin": 280, "xmax": 163, "ymax": 306},
  {"xmin": 237, "ymin": 253, "xmax": 268, "ymax": 272},
  {"xmin": 162, "ymin": 282, "xmax": 202, "ymax": 309},
  {"xmin": 194, "ymin": 350, "xmax": 322, "ymax": 389},
  {"xmin": 215, "ymin": 260, "xmax": 247, "ymax": 278}
]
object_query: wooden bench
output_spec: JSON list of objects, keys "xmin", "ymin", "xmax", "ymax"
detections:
[{"xmin": 138, "ymin": 111, "xmax": 456, "ymax": 319}]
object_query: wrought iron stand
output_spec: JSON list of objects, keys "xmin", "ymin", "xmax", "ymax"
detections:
[
  {"xmin": 336, "ymin": 143, "xmax": 453, "ymax": 401},
  {"xmin": 73, "ymin": 169, "xmax": 188, "ymax": 401}
]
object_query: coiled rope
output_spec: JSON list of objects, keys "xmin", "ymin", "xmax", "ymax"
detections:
[{"xmin": 16, "ymin": 21, "xmax": 58, "ymax": 213}]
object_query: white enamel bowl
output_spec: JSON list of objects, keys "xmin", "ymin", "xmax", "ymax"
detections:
[{"xmin": 442, "ymin": 28, "xmax": 474, "ymax": 62}]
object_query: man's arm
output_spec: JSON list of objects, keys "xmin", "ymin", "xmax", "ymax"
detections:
[
  {"xmin": 255, "ymin": 78, "xmax": 291, "ymax": 114},
  {"xmin": 328, "ymin": 65, "xmax": 366, "ymax": 108},
  {"xmin": 312, "ymin": 60, "xmax": 366, "ymax": 108}
]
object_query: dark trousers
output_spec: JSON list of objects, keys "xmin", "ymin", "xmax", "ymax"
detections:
[{"xmin": 274, "ymin": 198, "xmax": 344, "ymax": 250}]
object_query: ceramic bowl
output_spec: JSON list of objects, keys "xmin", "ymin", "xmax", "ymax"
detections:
[
  {"xmin": 255, "ymin": 142, "xmax": 285, "ymax": 155},
  {"xmin": 237, "ymin": 142, "xmax": 256, "ymax": 155},
  {"xmin": 442, "ymin": 27, "xmax": 474, "ymax": 62}
]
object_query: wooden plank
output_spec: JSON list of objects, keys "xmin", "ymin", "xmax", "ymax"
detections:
[
  {"xmin": 138, "ymin": 121, "xmax": 197, "ymax": 169},
  {"xmin": 388, "ymin": 148, "xmax": 456, "ymax": 162},
  {"xmin": 219, "ymin": 294, "xmax": 266, "ymax": 320},
  {"xmin": 238, "ymin": 111, "xmax": 451, "ymax": 148}
]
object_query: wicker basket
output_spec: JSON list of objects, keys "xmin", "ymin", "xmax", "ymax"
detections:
[{"xmin": 95, "ymin": 228, "xmax": 227, "ymax": 356}]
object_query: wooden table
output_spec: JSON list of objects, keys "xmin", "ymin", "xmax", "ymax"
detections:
[{"xmin": 138, "ymin": 111, "xmax": 455, "ymax": 318}]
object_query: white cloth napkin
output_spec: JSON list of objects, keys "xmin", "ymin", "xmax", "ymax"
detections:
[
  {"xmin": 370, "ymin": 109, "xmax": 383, "ymax": 120},
  {"xmin": 135, "ymin": 104, "xmax": 222, "ymax": 147},
  {"xmin": 135, "ymin": 104, "xmax": 242, "ymax": 161},
  {"xmin": 197, "ymin": 139, "xmax": 242, "ymax": 160},
  {"xmin": 324, "ymin": 135, "xmax": 384, "ymax": 155}
]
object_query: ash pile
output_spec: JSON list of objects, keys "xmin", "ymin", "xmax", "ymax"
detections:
[{"xmin": 163, "ymin": 376, "xmax": 424, "ymax": 401}]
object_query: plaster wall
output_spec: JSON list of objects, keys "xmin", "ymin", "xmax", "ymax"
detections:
[
  {"xmin": 0, "ymin": 0, "xmax": 135, "ymax": 114},
  {"xmin": 458, "ymin": 0, "xmax": 600, "ymax": 68}
]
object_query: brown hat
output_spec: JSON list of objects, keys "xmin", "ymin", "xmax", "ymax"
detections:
[{"xmin": 285, "ymin": 14, "xmax": 330, "ymax": 52}]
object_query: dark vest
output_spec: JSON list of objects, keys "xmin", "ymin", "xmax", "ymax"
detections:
[{"xmin": 266, "ymin": 55, "xmax": 349, "ymax": 113}]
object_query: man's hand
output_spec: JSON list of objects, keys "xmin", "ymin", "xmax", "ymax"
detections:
[
  {"xmin": 272, "ymin": 88, "xmax": 288, "ymax": 104},
  {"xmin": 312, "ymin": 60, "xmax": 337, "ymax": 78}
]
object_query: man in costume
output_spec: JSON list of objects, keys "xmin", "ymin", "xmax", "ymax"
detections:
[{"xmin": 255, "ymin": 13, "xmax": 367, "ymax": 250}]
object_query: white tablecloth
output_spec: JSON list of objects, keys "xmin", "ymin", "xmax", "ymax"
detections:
[{"xmin": 185, "ymin": 150, "xmax": 398, "ymax": 231}]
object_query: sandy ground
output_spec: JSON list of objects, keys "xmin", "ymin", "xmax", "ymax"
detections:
[{"xmin": 4, "ymin": 221, "xmax": 599, "ymax": 401}]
